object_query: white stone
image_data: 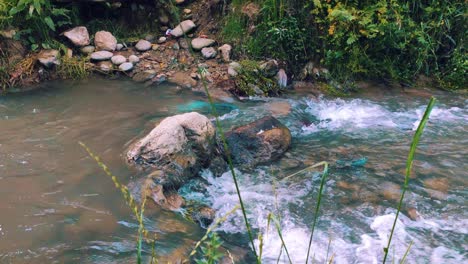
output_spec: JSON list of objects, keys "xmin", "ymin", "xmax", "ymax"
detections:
[
  {"xmin": 218, "ymin": 44, "xmax": 232, "ymax": 62},
  {"xmin": 80, "ymin": 45, "xmax": 95, "ymax": 54},
  {"xmin": 90, "ymin": 51, "xmax": 113, "ymax": 61},
  {"xmin": 171, "ymin": 20, "xmax": 196, "ymax": 38},
  {"xmin": 201, "ymin": 47, "xmax": 217, "ymax": 59},
  {"xmin": 111, "ymin": 55, "xmax": 126, "ymax": 65},
  {"xmin": 191, "ymin": 38, "xmax": 215, "ymax": 50},
  {"xmin": 129, "ymin": 55, "xmax": 140, "ymax": 64},
  {"xmin": 119, "ymin": 62, "xmax": 133, "ymax": 71},
  {"xmin": 135, "ymin": 40, "xmax": 152, "ymax": 52},
  {"xmin": 63, "ymin": 26, "xmax": 90, "ymax": 47},
  {"xmin": 94, "ymin": 31, "xmax": 117, "ymax": 51}
]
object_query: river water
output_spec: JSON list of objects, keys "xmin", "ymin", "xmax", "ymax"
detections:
[{"xmin": 0, "ymin": 78, "xmax": 466, "ymax": 263}]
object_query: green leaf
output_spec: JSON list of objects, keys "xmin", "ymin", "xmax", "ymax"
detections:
[
  {"xmin": 346, "ymin": 35, "xmax": 358, "ymax": 45},
  {"xmin": 31, "ymin": 43, "xmax": 39, "ymax": 51},
  {"xmin": 44, "ymin": 16, "xmax": 55, "ymax": 31},
  {"xmin": 8, "ymin": 7, "xmax": 20, "ymax": 15}
]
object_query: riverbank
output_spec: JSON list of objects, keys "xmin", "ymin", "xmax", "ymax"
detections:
[{"xmin": 1, "ymin": 0, "xmax": 465, "ymax": 96}]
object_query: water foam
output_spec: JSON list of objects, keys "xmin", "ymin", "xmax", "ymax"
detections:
[{"xmin": 300, "ymin": 97, "xmax": 468, "ymax": 134}]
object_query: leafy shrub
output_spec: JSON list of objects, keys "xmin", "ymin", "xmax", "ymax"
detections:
[
  {"xmin": 3, "ymin": 0, "xmax": 74, "ymax": 50},
  {"xmin": 222, "ymin": 0, "xmax": 467, "ymax": 89}
]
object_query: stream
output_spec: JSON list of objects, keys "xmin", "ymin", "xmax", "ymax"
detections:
[{"xmin": 0, "ymin": 78, "xmax": 466, "ymax": 263}]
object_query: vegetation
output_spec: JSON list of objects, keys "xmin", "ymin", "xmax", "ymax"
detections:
[
  {"xmin": 222, "ymin": 0, "xmax": 467, "ymax": 90},
  {"xmin": 234, "ymin": 60, "xmax": 282, "ymax": 96}
]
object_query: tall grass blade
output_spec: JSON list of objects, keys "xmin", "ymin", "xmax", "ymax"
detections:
[
  {"xmin": 382, "ymin": 97, "xmax": 436, "ymax": 263},
  {"xmin": 268, "ymin": 213, "xmax": 293, "ymax": 264},
  {"xmin": 305, "ymin": 162, "xmax": 329, "ymax": 264},
  {"xmin": 400, "ymin": 241, "xmax": 413, "ymax": 264}
]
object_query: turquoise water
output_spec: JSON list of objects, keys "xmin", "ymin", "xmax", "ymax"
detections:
[{"xmin": 0, "ymin": 78, "xmax": 466, "ymax": 263}]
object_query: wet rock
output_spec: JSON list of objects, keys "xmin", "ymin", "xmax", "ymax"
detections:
[
  {"xmin": 111, "ymin": 55, "xmax": 126, "ymax": 65},
  {"xmin": 192, "ymin": 206, "xmax": 216, "ymax": 228},
  {"xmin": 201, "ymin": 47, "xmax": 217, "ymax": 59},
  {"xmin": 142, "ymin": 177, "xmax": 186, "ymax": 210},
  {"xmin": 37, "ymin": 49, "xmax": 60, "ymax": 68},
  {"xmin": 80, "ymin": 45, "xmax": 95, "ymax": 54},
  {"xmin": 260, "ymin": 59, "xmax": 279, "ymax": 77},
  {"xmin": 127, "ymin": 112, "xmax": 216, "ymax": 188},
  {"xmin": 266, "ymin": 101, "xmax": 291, "ymax": 117},
  {"xmin": 133, "ymin": 70, "xmax": 156, "ymax": 83},
  {"xmin": 129, "ymin": 54, "xmax": 140, "ymax": 64},
  {"xmin": 63, "ymin": 26, "xmax": 90, "ymax": 47},
  {"xmin": 135, "ymin": 39, "xmax": 152, "ymax": 52},
  {"xmin": 218, "ymin": 44, "xmax": 232, "ymax": 62},
  {"xmin": 224, "ymin": 116, "xmax": 291, "ymax": 167},
  {"xmin": 380, "ymin": 182, "xmax": 401, "ymax": 201},
  {"xmin": 168, "ymin": 71, "xmax": 197, "ymax": 88},
  {"xmin": 90, "ymin": 50, "xmax": 113, "ymax": 61},
  {"xmin": 191, "ymin": 38, "xmax": 215, "ymax": 50},
  {"xmin": 171, "ymin": 20, "xmax": 196, "ymax": 38},
  {"xmin": 158, "ymin": 36, "xmax": 167, "ymax": 44},
  {"xmin": 97, "ymin": 61, "xmax": 113, "ymax": 72},
  {"xmin": 423, "ymin": 177, "xmax": 449, "ymax": 193},
  {"xmin": 94, "ymin": 31, "xmax": 117, "ymax": 51},
  {"xmin": 207, "ymin": 156, "xmax": 228, "ymax": 177},
  {"xmin": 406, "ymin": 207, "xmax": 421, "ymax": 221},
  {"xmin": 119, "ymin": 62, "xmax": 133, "ymax": 71},
  {"xmin": 424, "ymin": 177, "xmax": 449, "ymax": 200}
]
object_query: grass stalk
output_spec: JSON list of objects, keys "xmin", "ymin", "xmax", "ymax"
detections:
[
  {"xmin": 400, "ymin": 241, "xmax": 413, "ymax": 264},
  {"xmin": 382, "ymin": 97, "xmax": 436, "ymax": 263},
  {"xmin": 305, "ymin": 162, "xmax": 329, "ymax": 264},
  {"xmin": 267, "ymin": 213, "xmax": 292, "ymax": 264}
]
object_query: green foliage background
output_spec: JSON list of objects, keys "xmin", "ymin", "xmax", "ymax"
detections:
[{"xmin": 223, "ymin": 0, "xmax": 467, "ymax": 90}]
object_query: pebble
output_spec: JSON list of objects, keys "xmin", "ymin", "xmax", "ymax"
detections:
[
  {"xmin": 135, "ymin": 39, "xmax": 152, "ymax": 51},
  {"xmin": 80, "ymin": 45, "xmax": 95, "ymax": 54},
  {"xmin": 201, "ymin": 47, "xmax": 217, "ymax": 59},
  {"xmin": 111, "ymin": 55, "xmax": 126, "ymax": 65},
  {"xmin": 119, "ymin": 62, "xmax": 133, "ymax": 71},
  {"xmin": 90, "ymin": 50, "xmax": 113, "ymax": 61},
  {"xmin": 158, "ymin": 37, "xmax": 167, "ymax": 44},
  {"xmin": 129, "ymin": 55, "xmax": 140, "ymax": 64},
  {"xmin": 191, "ymin": 38, "xmax": 216, "ymax": 50}
]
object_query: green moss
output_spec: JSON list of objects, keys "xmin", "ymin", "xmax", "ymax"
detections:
[{"xmin": 234, "ymin": 60, "xmax": 281, "ymax": 96}]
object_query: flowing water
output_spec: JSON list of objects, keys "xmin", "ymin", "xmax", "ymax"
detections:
[{"xmin": 0, "ymin": 78, "xmax": 466, "ymax": 263}]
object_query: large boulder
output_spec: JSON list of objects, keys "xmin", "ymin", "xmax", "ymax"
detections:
[
  {"xmin": 127, "ymin": 112, "xmax": 216, "ymax": 188},
  {"xmin": 171, "ymin": 20, "xmax": 196, "ymax": 37},
  {"xmin": 63, "ymin": 26, "xmax": 90, "ymax": 47},
  {"xmin": 94, "ymin": 31, "xmax": 117, "ymax": 51},
  {"xmin": 224, "ymin": 116, "xmax": 291, "ymax": 167}
]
